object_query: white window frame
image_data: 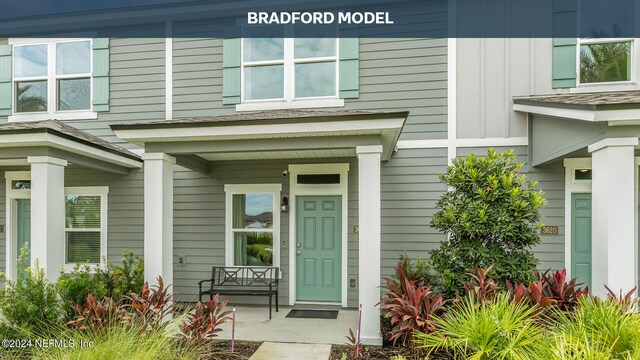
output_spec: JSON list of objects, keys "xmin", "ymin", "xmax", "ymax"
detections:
[
  {"xmin": 64, "ymin": 186, "xmax": 108, "ymax": 271},
  {"xmin": 224, "ymin": 184, "xmax": 282, "ymax": 269},
  {"xmin": 576, "ymin": 37, "xmax": 637, "ymax": 88},
  {"xmin": 8, "ymin": 38, "xmax": 97, "ymax": 122},
  {"xmin": 236, "ymin": 37, "xmax": 344, "ymax": 112}
]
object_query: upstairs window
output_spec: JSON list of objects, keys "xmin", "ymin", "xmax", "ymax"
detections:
[
  {"xmin": 242, "ymin": 37, "xmax": 338, "ymax": 102},
  {"xmin": 579, "ymin": 38, "xmax": 632, "ymax": 84},
  {"xmin": 13, "ymin": 40, "xmax": 92, "ymax": 114}
]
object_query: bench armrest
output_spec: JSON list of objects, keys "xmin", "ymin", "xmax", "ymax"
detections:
[{"xmin": 198, "ymin": 279, "xmax": 214, "ymax": 286}]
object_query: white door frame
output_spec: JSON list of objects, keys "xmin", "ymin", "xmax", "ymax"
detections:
[
  {"xmin": 563, "ymin": 157, "xmax": 640, "ymax": 280},
  {"xmin": 4, "ymin": 171, "xmax": 31, "ymax": 280},
  {"xmin": 288, "ymin": 163, "xmax": 349, "ymax": 307}
]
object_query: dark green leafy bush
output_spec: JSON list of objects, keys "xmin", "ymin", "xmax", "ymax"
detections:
[
  {"xmin": 57, "ymin": 263, "xmax": 107, "ymax": 320},
  {"xmin": 0, "ymin": 245, "xmax": 62, "ymax": 335},
  {"xmin": 398, "ymin": 251, "xmax": 437, "ymax": 286},
  {"xmin": 95, "ymin": 249, "xmax": 144, "ymax": 301},
  {"xmin": 430, "ymin": 149, "xmax": 546, "ymax": 298}
]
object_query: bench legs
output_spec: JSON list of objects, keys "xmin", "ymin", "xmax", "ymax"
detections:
[{"xmin": 269, "ymin": 293, "xmax": 272, "ymax": 319}]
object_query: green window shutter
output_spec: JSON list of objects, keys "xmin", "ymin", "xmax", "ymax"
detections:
[
  {"xmin": 552, "ymin": 0, "xmax": 577, "ymax": 88},
  {"xmin": 223, "ymin": 38, "xmax": 241, "ymax": 105},
  {"xmin": 0, "ymin": 45, "xmax": 12, "ymax": 116},
  {"xmin": 92, "ymin": 38, "xmax": 110, "ymax": 112},
  {"xmin": 338, "ymin": 32, "xmax": 359, "ymax": 99},
  {"xmin": 552, "ymin": 38, "xmax": 577, "ymax": 88}
]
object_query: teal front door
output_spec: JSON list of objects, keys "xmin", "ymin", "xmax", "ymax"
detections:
[
  {"xmin": 16, "ymin": 199, "xmax": 31, "ymax": 268},
  {"xmin": 296, "ymin": 196, "xmax": 342, "ymax": 302},
  {"xmin": 571, "ymin": 193, "xmax": 592, "ymax": 289}
]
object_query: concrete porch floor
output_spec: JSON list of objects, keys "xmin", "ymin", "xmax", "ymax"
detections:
[{"xmin": 218, "ymin": 305, "xmax": 358, "ymax": 344}]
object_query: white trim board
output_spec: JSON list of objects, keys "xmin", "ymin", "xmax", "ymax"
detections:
[
  {"xmin": 396, "ymin": 137, "xmax": 528, "ymax": 150},
  {"xmin": 287, "ymin": 163, "xmax": 350, "ymax": 308}
]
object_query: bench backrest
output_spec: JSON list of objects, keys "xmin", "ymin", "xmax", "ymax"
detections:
[{"xmin": 210, "ymin": 266, "xmax": 279, "ymax": 287}]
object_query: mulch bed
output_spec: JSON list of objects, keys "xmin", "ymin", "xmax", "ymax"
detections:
[
  {"xmin": 207, "ymin": 340, "xmax": 263, "ymax": 360},
  {"xmin": 330, "ymin": 345, "xmax": 451, "ymax": 360}
]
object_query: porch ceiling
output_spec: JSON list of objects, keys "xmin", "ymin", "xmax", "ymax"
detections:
[
  {"xmin": 0, "ymin": 120, "xmax": 142, "ymax": 173},
  {"xmin": 111, "ymin": 109, "xmax": 409, "ymax": 163}
]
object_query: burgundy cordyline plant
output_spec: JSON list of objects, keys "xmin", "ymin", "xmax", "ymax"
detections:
[
  {"xmin": 179, "ymin": 294, "xmax": 233, "ymax": 346},
  {"xmin": 379, "ymin": 260, "xmax": 445, "ymax": 346}
]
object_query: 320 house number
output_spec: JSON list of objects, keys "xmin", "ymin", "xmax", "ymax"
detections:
[{"xmin": 541, "ymin": 226, "xmax": 559, "ymax": 235}]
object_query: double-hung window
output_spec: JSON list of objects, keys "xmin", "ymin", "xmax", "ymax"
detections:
[
  {"xmin": 224, "ymin": 184, "xmax": 281, "ymax": 268},
  {"xmin": 241, "ymin": 37, "xmax": 339, "ymax": 105},
  {"xmin": 579, "ymin": 38, "xmax": 634, "ymax": 85},
  {"xmin": 64, "ymin": 187, "xmax": 108, "ymax": 269},
  {"xmin": 12, "ymin": 39, "xmax": 93, "ymax": 118}
]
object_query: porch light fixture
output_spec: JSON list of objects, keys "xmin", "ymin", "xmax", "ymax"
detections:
[{"xmin": 281, "ymin": 196, "xmax": 289, "ymax": 212}]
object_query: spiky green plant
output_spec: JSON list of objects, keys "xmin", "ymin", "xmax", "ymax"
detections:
[
  {"xmin": 415, "ymin": 293, "xmax": 547, "ymax": 359},
  {"xmin": 546, "ymin": 297, "xmax": 640, "ymax": 359}
]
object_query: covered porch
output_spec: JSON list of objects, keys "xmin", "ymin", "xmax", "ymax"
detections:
[
  {"xmin": 112, "ymin": 109, "xmax": 408, "ymax": 345},
  {"xmin": 514, "ymin": 91, "xmax": 640, "ymax": 296},
  {"xmin": 0, "ymin": 120, "xmax": 142, "ymax": 281}
]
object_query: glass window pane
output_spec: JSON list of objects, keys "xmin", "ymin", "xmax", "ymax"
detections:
[
  {"xmin": 11, "ymin": 180, "xmax": 31, "ymax": 190},
  {"xmin": 56, "ymin": 41, "xmax": 91, "ymax": 75},
  {"xmin": 243, "ymin": 38, "xmax": 284, "ymax": 62},
  {"xmin": 66, "ymin": 231, "xmax": 101, "ymax": 263},
  {"xmin": 58, "ymin": 78, "xmax": 91, "ymax": 110},
  {"xmin": 294, "ymin": 38, "xmax": 336, "ymax": 58},
  {"xmin": 244, "ymin": 65, "xmax": 284, "ymax": 100},
  {"xmin": 295, "ymin": 62, "xmax": 336, "ymax": 98},
  {"xmin": 233, "ymin": 232, "xmax": 273, "ymax": 266},
  {"xmin": 66, "ymin": 195, "xmax": 101, "ymax": 228},
  {"xmin": 232, "ymin": 193, "xmax": 273, "ymax": 229},
  {"xmin": 16, "ymin": 81, "xmax": 47, "ymax": 113},
  {"xmin": 14, "ymin": 44, "xmax": 47, "ymax": 78},
  {"xmin": 580, "ymin": 41, "xmax": 631, "ymax": 83}
]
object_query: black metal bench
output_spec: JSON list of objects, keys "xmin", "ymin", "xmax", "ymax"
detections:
[{"xmin": 198, "ymin": 266, "xmax": 279, "ymax": 319}]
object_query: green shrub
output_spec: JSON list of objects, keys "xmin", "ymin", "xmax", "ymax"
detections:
[
  {"xmin": 31, "ymin": 321, "xmax": 214, "ymax": 360},
  {"xmin": 430, "ymin": 149, "xmax": 546, "ymax": 298},
  {"xmin": 398, "ymin": 251, "xmax": 437, "ymax": 286},
  {"xmin": 58, "ymin": 263, "xmax": 107, "ymax": 320},
  {"xmin": 95, "ymin": 249, "xmax": 144, "ymax": 301},
  {"xmin": 547, "ymin": 297, "xmax": 640, "ymax": 359},
  {"xmin": 415, "ymin": 293, "xmax": 547, "ymax": 359},
  {"xmin": 0, "ymin": 244, "xmax": 62, "ymax": 335}
]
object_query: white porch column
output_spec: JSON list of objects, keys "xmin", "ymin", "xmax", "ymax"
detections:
[
  {"xmin": 142, "ymin": 153, "xmax": 175, "ymax": 288},
  {"xmin": 356, "ymin": 145, "xmax": 383, "ymax": 345},
  {"xmin": 27, "ymin": 156, "xmax": 67, "ymax": 281},
  {"xmin": 588, "ymin": 138, "xmax": 638, "ymax": 297}
]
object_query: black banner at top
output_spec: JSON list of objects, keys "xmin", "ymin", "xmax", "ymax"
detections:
[{"xmin": 0, "ymin": 0, "xmax": 636, "ymax": 38}]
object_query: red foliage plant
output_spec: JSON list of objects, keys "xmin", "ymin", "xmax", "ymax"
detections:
[
  {"xmin": 344, "ymin": 328, "xmax": 363, "ymax": 358},
  {"xmin": 379, "ymin": 260, "xmax": 446, "ymax": 346},
  {"xmin": 66, "ymin": 294, "xmax": 125, "ymax": 331},
  {"xmin": 123, "ymin": 276, "xmax": 173, "ymax": 327},
  {"xmin": 464, "ymin": 265, "xmax": 499, "ymax": 305},
  {"xmin": 536, "ymin": 269, "xmax": 589, "ymax": 311},
  {"xmin": 604, "ymin": 285, "xmax": 639, "ymax": 309},
  {"xmin": 179, "ymin": 294, "xmax": 233, "ymax": 346},
  {"xmin": 506, "ymin": 279, "xmax": 556, "ymax": 313}
]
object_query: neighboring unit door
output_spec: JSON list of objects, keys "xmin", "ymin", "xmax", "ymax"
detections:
[
  {"xmin": 296, "ymin": 196, "xmax": 342, "ymax": 302},
  {"xmin": 16, "ymin": 199, "xmax": 31, "ymax": 268},
  {"xmin": 571, "ymin": 193, "xmax": 592, "ymax": 289}
]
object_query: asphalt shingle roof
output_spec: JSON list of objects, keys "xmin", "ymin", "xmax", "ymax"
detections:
[
  {"xmin": 0, "ymin": 120, "xmax": 140, "ymax": 161},
  {"xmin": 513, "ymin": 91, "xmax": 640, "ymax": 109}
]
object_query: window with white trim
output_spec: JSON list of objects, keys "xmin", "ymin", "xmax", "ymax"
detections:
[
  {"xmin": 242, "ymin": 37, "xmax": 338, "ymax": 102},
  {"xmin": 64, "ymin": 187, "xmax": 108, "ymax": 267},
  {"xmin": 579, "ymin": 38, "xmax": 633, "ymax": 84},
  {"xmin": 13, "ymin": 39, "xmax": 92, "ymax": 114},
  {"xmin": 224, "ymin": 184, "xmax": 281, "ymax": 268}
]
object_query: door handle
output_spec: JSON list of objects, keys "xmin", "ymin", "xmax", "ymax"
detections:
[{"xmin": 296, "ymin": 250, "xmax": 301, "ymax": 256}]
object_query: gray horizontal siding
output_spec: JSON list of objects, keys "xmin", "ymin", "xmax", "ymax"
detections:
[{"xmin": 171, "ymin": 36, "xmax": 447, "ymax": 141}]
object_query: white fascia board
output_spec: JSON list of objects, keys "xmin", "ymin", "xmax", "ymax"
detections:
[
  {"xmin": 0, "ymin": 133, "xmax": 141, "ymax": 168},
  {"xmin": 513, "ymin": 103, "xmax": 596, "ymax": 121},
  {"xmin": 113, "ymin": 118, "xmax": 407, "ymax": 143}
]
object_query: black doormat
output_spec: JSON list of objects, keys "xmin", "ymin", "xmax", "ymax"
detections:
[{"xmin": 285, "ymin": 309, "xmax": 339, "ymax": 319}]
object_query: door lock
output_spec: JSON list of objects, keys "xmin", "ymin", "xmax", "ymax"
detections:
[
  {"xmin": 296, "ymin": 241, "xmax": 301, "ymax": 248},
  {"xmin": 296, "ymin": 250, "xmax": 301, "ymax": 256}
]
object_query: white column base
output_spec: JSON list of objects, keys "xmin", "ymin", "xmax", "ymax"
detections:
[
  {"xmin": 142, "ymin": 153, "xmax": 175, "ymax": 288},
  {"xmin": 28, "ymin": 156, "xmax": 67, "ymax": 281},
  {"xmin": 356, "ymin": 145, "xmax": 383, "ymax": 345},
  {"xmin": 588, "ymin": 138, "xmax": 639, "ymax": 297}
]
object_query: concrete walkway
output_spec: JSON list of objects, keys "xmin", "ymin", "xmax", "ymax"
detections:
[
  {"xmin": 249, "ymin": 342, "xmax": 332, "ymax": 360},
  {"xmin": 218, "ymin": 305, "xmax": 357, "ymax": 344}
]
